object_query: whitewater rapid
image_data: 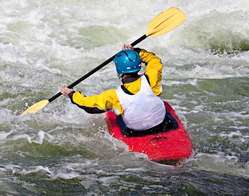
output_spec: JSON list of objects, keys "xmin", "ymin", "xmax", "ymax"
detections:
[{"xmin": 0, "ymin": 0, "xmax": 248, "ymax": 194}]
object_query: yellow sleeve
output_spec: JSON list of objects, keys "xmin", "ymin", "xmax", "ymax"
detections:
[
  {"xmin": 70, "ymin": 89, "xmax": 123, "ymax": 114},
  {"xmin": 139, "ymin": 49, "xmax": 163, "ymax": 96}
]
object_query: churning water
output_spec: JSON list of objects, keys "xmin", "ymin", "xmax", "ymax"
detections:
[{"xmin": 0, "ymin": 0, "xmax": 249, "ymax": 195}]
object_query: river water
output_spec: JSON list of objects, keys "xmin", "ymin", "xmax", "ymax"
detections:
[{"xmin": 0, "ymin": 0, "xmax": 249, "ymax": 195}]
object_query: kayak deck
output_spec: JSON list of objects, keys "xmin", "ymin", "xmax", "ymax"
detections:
[{"xmin": 105, "ymin": 101, "xmax": 192, "ymax": 162}]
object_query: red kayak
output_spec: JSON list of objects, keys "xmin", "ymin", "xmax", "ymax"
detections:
[{"xmin": 105, "ymin": 101, "xmax": 192, "ymax": 163}]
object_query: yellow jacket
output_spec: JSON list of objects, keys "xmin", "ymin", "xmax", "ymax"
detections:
[{"xmin": 69, "ymin": 49, "xmax": 164, "ymax": 114}]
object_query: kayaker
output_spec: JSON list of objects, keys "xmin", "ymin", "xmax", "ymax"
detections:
[{"xmin": 60, "ymin": 44, "xmax": 177, "ymax": 136}]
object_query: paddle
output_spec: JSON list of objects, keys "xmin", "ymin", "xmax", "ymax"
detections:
[{"xmin": 21, "ymin": 7, "xmax": 186, "ymax": 115}]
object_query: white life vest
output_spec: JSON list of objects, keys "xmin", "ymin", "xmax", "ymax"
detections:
[{"xmin": 116, "ymin": 75, "xmax": 166, "ymax": 130}]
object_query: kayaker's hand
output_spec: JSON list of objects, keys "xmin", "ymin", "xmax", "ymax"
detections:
[
  {"xmin": 60, "ymin": 85, "xmax": 74, "ymax": 97},
  {"xmin": 122, "ymin": 44, "xmax": 133, "ymax": 50}
]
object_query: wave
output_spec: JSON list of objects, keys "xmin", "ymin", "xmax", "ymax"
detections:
[{"xmin": 179, "ymin": 10, "xmax": 249, "ymax": 54}]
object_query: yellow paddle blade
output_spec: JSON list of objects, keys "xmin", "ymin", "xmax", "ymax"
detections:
[
  {"xmin": 21, "ymin": 100, "xmax": 49, "ymax": 116},
  {"xmin": 146, "ymin": 7, "xmax": 186, "ymax": 37}
]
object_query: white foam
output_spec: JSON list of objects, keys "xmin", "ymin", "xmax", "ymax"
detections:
[
  {"xmin": 52, "ymin": 171, "xmax": 80, "ymax": 180},
  {"xmin": 0, "ymin": 109, "xmax": 15, "ymax": 123},
  {"xmin": 32, "ymin": 130, "xmax": 54, "ymax": 144},
  {"xmin": 20, "ymin": 166, "xmax": 52, "ymax": 175},
  {"xmin": 0, "ymin": 131, "xmax": 13, "ymax": 140},
  {"xmin": 193, "ymin": 152, "xmax": 249, "ymax": 177}
]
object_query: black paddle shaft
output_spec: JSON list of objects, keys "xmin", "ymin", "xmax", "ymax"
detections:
[{"xmin": 48, "ymin": 34, "xmax": 147, "ymax": 103}]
